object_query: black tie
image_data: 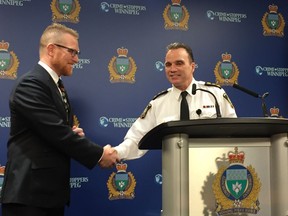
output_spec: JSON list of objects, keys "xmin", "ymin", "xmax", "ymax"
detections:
[
  {"xmin": 58, "ymin": 79, "xmax": 70, "ymax": 117},
  {"xmin": 180, "ymin": 91, "xmax": 189, "ymax": 120}
]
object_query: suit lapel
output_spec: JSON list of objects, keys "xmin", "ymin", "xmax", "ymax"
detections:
[{"xmin": 36, "ymin": 65, "xmax": 73, "ymax": 126}]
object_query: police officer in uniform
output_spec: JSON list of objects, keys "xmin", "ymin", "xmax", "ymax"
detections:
[{"xmin": 110, "ymin": 42, "xmax": 237, "ymax": 161}]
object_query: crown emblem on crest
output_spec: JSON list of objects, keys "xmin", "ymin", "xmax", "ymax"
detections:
[
  {"xmin": 270, "ymin": 106, "xmax": 279, "ymax": 117},
  {"xmin": 116, "ymin": 163, "xmax": 128, "ymax": 172},
  {"xmin": 228, "ymin": 147, "xmax": 245, "ymax": 164},
  {"xmin": 214, "ymin": 52, "xmax": 239, "ymax": 86},
  {"xmin": 221, "ymin": 52, "xmax": 232, "ymax": 62},
  {"xmin": 163, "ymin": 0, "xmax": 189, "ymax": 31},
  {"xmin": 268, "ymin": 4, "xmax": 278, "ymax": 13},
  {"xmin": 0, "ymin": 40, "xmax": 9, "ymax": 51},
  {"xmin": 117, "ymin": 47, "xmax": 128, "ymax": 57},
  {"xmin": 107, "ymin": 162, "xmax": 136, "ymax": 200},
  {"xmin": 0, "ymin": 40, "xmax": 19, "ymax": 80},
  {"xmin": 108, "ymin": 47, "xmax": 137, "ymax": 83},
  {"xmin": 171, "ymin": 0, "xmax": 181, "ymax": 5},
  {"xmin": 0, "ymin": 166, "xmax": 5, "ymax": 175},
  {"xmin": 262, "ymin": 4, "xmax": 285, "ymax": 37}
]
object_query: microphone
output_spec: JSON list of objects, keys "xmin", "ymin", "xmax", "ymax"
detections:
[
  {"xmin": 232, "ymin": 83, "xmax": 260, "ymax": 98},
  {"xmin": 192, "ymin": 83, "xmax": 197, "ymax": 95},
  {"xmin": 196, "ymin": 109, "xmax": 202, "ymax": 116},
  {"xmin": 192, "ymin": 83, "xmax": 221, "ymax": 118}
]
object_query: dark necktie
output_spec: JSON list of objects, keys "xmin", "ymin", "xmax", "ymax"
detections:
[
  {"xmin": 58, "ymin": 79, "xmax": 70, "ymax": 117},
  {"xmin": 180, "ymin": 91, "xmax": 189, "ymax": 120}
]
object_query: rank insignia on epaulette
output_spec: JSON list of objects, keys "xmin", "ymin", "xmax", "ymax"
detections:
[
  {"xmin": 223, "ymin": 93, "xmax": 234, "ymax": 109},
  {"xmin": 140, "ymin": 103, "xmax": 152, "ymax": 119},
  {"xmin": 140, "ymin": 90, "xmax": 168, "ymax": 119},
  {"xmin": 152, "ymin": 90, "xmax": 168, "ymax": 100},
  {"xmin": 205, "ymin": 82, "xmax": 222, "ymax": 89}
]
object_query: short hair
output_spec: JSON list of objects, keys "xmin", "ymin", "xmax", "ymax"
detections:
[
  {"xmin": 39, "ymin": 23, "xmax": 79, "ymax": 48},
  {"xmin": 166, "ymin": 42, "xmax": 195, "ymax": 62}
]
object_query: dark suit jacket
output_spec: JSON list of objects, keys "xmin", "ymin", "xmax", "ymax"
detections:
[{"xmin": 0, "ymin": 64, "xmax": 103, "ymax": 208}]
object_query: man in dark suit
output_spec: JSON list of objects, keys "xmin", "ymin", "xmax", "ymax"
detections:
[{"xmin": 0, "ymin": 23, "xmax": 119, "ymax": 216}]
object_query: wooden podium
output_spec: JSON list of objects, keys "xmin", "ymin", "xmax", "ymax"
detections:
[{"xmin": 138, "ymin": 118, "xmax": 288, "ymax": 216}]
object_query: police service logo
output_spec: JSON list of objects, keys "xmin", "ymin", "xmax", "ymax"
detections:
[
  {"xmin": 73, "ymin": 115, "xmax": 80, "ymax": 127},
  {"xmin": 214, "ymin": 52, "xmax": 239, "ymax": 86},
  {"xmin": 212, "ymin": 147, "xmax": 261, "ymax": 215},
  {"xmin": 107, "ymin": 162, "xmax": 136, "ymax": 200},
  {"xmin": 163, "ymin": 0, "xmax": 190, "ymax": 31},
  {"xmin": 255, "ymin": 65, "xmax": 288, "ymax": 77},
  {"xmin": 108, "ymin": 47, "xmax": 137, "ymax": 83},
  {"xmin": 0, "ymin": 165, "xmax": 5, "ymax": 196},
  {"xmin": 100, "ymin": 2, "xmax": 146, "ymax": 15},
  {"xmin": 0, "ymin": 40, "xmax": 19, "ymax": 80},
  {"xmin": 99, "ymin": 116, "xmax": 137, "ymax": 128},
  {"xmin": 99, "ymin": 116, "xmax": 109, "ymax": 127},
  {"xmin": 51, "ymin": 0, "xmax": 81, "ymax": 23},
  {"xmin": 155, "ymin": 61, "xmax": 164, "ymax": 72},
  {"xmin": 155, "ymin": 174, "xmax": 162, "ymax": 185},
  {"xmin": 206, "ymin": 10, "xmax": 247, "ymax": 23},
  {"xmin": 262, "ymin": 4, "xmax": 285, "ymax": 37}
]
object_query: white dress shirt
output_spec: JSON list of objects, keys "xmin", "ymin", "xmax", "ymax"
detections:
[{"xmin": 114, "ymin": 79, "xmax": 237, "ymax": 160}]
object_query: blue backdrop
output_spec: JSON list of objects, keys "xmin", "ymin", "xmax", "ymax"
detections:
[{"xmin": 0, "ymin": 1, "xmax": 287, "ymax": 216}]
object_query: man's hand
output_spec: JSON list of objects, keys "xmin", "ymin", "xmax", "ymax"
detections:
[
  {"xmin": 99, "ymin": 144, "xmax": 119, "ymax": 168},
  {"xmin": 72, "ymin": 125, "xmax": 85, "ymax": 137}
]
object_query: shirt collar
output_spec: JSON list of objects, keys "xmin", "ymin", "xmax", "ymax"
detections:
[
  {"xmin": 38, "ymin": 60, "xmax": 60, "ymax": 84},
  {"xmin": 172, "ymin": 79, "xmax": 195, "ymax": 100}
]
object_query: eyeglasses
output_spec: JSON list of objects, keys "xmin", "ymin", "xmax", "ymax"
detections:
[{"xmin": 53, "ymin": 44, "xmax": 80, "ymax": 57}]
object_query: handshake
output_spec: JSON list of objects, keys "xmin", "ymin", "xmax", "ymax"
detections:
[
  {"xmin": 73, "ymin": 126, "xmax": 120, "ymax": 168},
  {"xmin": 98, "ymin": 144, "xmax": 120, "ymax": 168}
]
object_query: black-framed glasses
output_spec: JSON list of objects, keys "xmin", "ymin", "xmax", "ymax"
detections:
[{"xmin": 53, "ymin": 43, "xmax": 80, "ymax": 57}]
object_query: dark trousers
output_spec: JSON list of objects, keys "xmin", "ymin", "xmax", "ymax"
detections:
[{"xmin": 1, "ymin": 203, "xmax": 65, "ymax": 216}]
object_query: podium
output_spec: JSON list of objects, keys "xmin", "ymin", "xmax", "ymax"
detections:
[{"xmin": 138, "ymin": 118, "xmax": 288, "ymax": 216}]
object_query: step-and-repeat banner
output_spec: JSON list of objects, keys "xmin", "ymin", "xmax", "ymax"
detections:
[{"xmin": 0, "ymin": 1, "xmax": 287, "ymax": 216}]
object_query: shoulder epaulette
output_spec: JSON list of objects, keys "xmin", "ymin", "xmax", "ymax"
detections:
[
  {"xmin": 140, "ymin": 90, "xmax": 168, "ymax": 119},
  {"xmin": 205, "ymin": 82, "xmax": 222, "ymax": 89},
  {"xmin": 152, "ymin": 89, "xmax": 168, "ymax": 100}
]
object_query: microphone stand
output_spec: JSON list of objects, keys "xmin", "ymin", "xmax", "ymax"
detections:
[
  {"xmin": 261, "ymin": 92, "xmax": 269, "ymax": 117},
  {"xmin": 232, "ymin": 83, "xmax": 269, "ymax": 117}
]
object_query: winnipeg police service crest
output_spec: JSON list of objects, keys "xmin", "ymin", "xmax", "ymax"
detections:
[
  {"xmin": 0, "ymin": 165, "xmax": 5, "ymax": 195},
  {"xmin": 262, "ymin": 4, "xmax": 285, "ymax": 37},
  {"xmin": 107, "ymin": 162, "xmax": 136, "ymax": 200},
  {"xmin": 163, "ymin": 0, "xmax": 189, "ymax": 31},
  {"xmin": 51, "ymin": 0, "xmax": 81, "ymax": 23},
  {"xmin": 214, "ymin": 52, "xmax": 239, "ymax": 86},
  {"xmin": 212, "ymin": 147, "xmax": 261, "ymax": 215},
  {"xmin": 108, "ymin": 47, "xmax": 137, "ymax": 83},
  {"xmin": 0, "ymin": 40, "xmax": 19, "ymax": 80}
]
